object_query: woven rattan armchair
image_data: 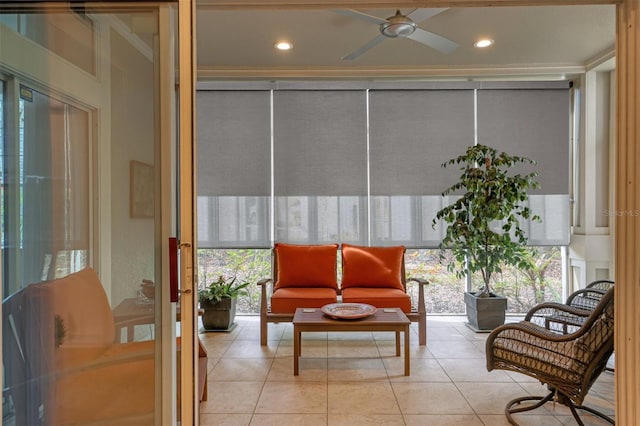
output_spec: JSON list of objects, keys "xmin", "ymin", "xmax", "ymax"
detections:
[
  {"xmin": 585, "ymin": 279, "xmax": 615, "ymax": 292},
  {"xmin": 525, "ymin": 280, "xmax": 614, "ymax": 334},
  {"xmin": 486, "ymin": 286, "xmax": 614, "ymax": 426}
]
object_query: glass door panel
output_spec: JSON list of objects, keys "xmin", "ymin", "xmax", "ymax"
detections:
[{"xmin": 1, "ymin": 3, "xmax": 194, "ymax": 425}]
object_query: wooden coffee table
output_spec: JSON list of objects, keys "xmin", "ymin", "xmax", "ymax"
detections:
[{"xmin": 292, "ymin": 307, "xmax": 411, "ymax": 376}]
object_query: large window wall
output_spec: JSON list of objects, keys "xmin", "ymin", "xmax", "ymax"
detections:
[
  {"xmin": 196, "ymin": 81, "xmax": 571, "ymax": 250},
  {"xmin": 195, "ymin": 81, "xmax": 571, "ymax": 315}
]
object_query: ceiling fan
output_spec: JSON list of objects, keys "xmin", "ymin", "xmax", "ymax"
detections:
[{"xmin": 334, "ymin": 8, "xmax": 459, "ymax": 60}]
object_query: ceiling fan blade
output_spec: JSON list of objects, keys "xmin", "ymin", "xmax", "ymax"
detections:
[
  {"xmin": 407, "ymin": 28, "xmax": 459, "ymax": 54},
  {"xmin": 332, "ymin": 9, "xmax": 388, "ymax": 25},
  {"xmin": 342, "ymin": 34, "xmax": 387, "ymax": 60},
  {"xmin": 406, "ymin": 8, "xmax": 449, "ymax": 24}
]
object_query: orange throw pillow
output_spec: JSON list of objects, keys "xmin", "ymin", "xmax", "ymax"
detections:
[
  {"xmin": 341, "ymin": 244, "xmax": 405, "ymax": 289},
  {"xmin": 274, "ymin": 243, "xmax": 339, "ymax": 289}
]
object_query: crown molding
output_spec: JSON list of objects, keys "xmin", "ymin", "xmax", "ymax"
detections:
[
  {"xmin": 197, "ymin": 0, "xmax": 619, "ymax": 10},
  {"xmin": 197, "ymin": 64, "xmax": 585, "ymax": 80}
]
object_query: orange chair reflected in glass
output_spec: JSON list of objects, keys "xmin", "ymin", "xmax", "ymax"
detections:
[{"xmin": 3, "ymin": 268, "xmax": 207, "ymax": 425}]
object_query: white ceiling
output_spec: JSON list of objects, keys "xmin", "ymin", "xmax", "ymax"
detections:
[{"xmin": 196, "ymin": 5, "xmax": 615, "ymax": 80}]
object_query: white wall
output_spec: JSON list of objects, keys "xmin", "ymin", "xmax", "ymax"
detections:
[
  {"xmin": 108, "ymin": 26, "xmax": 156, "ymax": 306},
  {"xmin": 569, "ymin": 67, "xmax": 615, "ymax": 292}
]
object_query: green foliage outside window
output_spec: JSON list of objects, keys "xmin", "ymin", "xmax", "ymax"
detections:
[
  {"xmin": 197, "ymin": 246, "xmax": 561, "ymax": 315},
  {"xmin": 197, "ymin": 249, "xmax": 270, "ymax": 313}
]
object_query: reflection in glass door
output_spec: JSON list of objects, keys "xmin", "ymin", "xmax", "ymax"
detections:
[{"xmin": 1, "ymin": 3, "xmax": 195, "ymax": 425}]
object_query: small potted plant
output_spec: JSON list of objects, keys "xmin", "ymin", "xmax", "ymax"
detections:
[
  {"xmin": 433, "ymin": 144, "xmax": 541, "ymax": 331},
  {"xmin": 198, "ymin": 275, "xmax": 250, "ymax": 331}
]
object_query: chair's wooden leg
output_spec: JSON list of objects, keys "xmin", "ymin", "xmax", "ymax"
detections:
[
  {"xmin": 260, "ymin": 316, "xmax": 268, "ymax": 346},
  {"xmin": 294, "ymin": 326, "xmax": 300, "ymax": 375},
  {"xmin": 258, "ymin": 279, "xmax": 271, "ymax": 346},
  {"xmin": 418, "ymin": 313, "xmax": 427, "ymax": 345},
  {"xmin": 197, "ymin": 337, "xmax": 208, "ymax": 401},
  {"xmin": 404, "ymin": 325, "xmax": 410, "ymax": 376},
  {"xmin": 202, "ymin": 380, "xmax": 208, "ymax": 401}
]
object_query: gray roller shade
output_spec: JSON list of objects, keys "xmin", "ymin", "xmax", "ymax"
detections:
[
  {"xmin": 273, "ymin": 90, "xmax": 367, "ymax": 196},
  {"xmin": 477, "ymin": 88, "xmax": 571, "ymax": 245},
  {"xmin": 196, "ymin": 90, "xmax": 271, "ymax": 196},
  {"xmin": 196, "ymin": 90, "xmax": 272, "ymax": 248},
  {"xmin": 369, "ymin": 89, "xmax": 475, "ymax": 196},
  {"xmin": 368, "ymin": 90, "xmax": 474, "ymax": 247},
  {"xmin": 477, "ymin": 89, "xmax": 570, "ymax": 195}
]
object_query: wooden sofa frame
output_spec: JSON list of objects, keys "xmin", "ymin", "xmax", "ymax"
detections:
[{"xmin": 258, "ymin": 248, "xmax": 429, "ymax": 346}]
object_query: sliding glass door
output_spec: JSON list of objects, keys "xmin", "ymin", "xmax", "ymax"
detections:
[{"xmin": 1, "ymin": 2, "xmax": 197, "ymax": 425}]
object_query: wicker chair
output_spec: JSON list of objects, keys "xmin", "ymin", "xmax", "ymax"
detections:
[
  {"xmin": 564, "ymin": 279, "xmax": 614, "ymax": 311},
  {"xmin": 486, "ymin": 286, "xmax": 614, "ymax": 426},
  {"xmin": 524, "ymin": 280, "xmax": 614, "ymax": 335},
  {"xmin": 585, "ymin": 279, "xmax": 615, "ymax": 292}
]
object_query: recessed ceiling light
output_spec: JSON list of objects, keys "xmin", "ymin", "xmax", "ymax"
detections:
[
  {"xmin": 474, "ymin": 38, "xmax": 494, "ymax": 48},
  {"xmin": 275, "ymin": 41, "xmax": 293, "ymax": 51}
]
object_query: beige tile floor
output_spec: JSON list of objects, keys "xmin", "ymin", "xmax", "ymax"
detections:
[{"xmin": 198, "ymin": 316, "xmax": 615, "ymax": 426}]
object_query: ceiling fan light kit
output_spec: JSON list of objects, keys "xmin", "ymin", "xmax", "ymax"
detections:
[{"xmin": 380, "ymin": 11, "xmax": 417, "ymax": 37}]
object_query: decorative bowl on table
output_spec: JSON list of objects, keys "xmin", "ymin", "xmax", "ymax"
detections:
[{"xmin": 320, "ymin": 303, "xmax": 377, "ymax": 320}]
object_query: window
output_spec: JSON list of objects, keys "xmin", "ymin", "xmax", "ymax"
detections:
[
  {"xmin": 197, "ymin": 81, "xmax": 570, "ymax": 249},
  {"xmin": 197, "ymin": 90, "xmax": 271, "ymax": 248},
  {"xmin": 2, "ymin": 84, "xmax": 90, "ymax": 293}
]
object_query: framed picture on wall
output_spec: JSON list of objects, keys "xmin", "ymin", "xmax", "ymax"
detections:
[{"xmin": 130, "ymin": 160, "xmax": 155, "ymax": 218}]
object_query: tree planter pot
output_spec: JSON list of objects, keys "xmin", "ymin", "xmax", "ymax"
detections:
[
  {"xmin": 200, "ymin": 297, "xmax": 237, "ymax": 331},
  {"xmin": 464, "ymin": 291, "xmax": 508, "ymax": 332}
]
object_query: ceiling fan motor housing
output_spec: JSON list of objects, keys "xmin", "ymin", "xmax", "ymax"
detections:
[{"xmin": 380, "ymin": 12, "xmax": 416, "ymax": 37}]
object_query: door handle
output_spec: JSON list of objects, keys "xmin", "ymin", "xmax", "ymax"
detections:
[
  {"xmin": 169, "ymin": 237, "xmax": 179, "ymax": 302},
  {"xmin": 170, "ymin": 238, "xmax": 194, "ymax": 302}
]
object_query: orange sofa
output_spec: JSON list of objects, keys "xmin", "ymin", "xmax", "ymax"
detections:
[
  {"xmin": 3, "ymin": 267, "xmax": 207, "ymax": 425},
  {"xmin": 258, "ymin": 243, "xmax": 429, "ymax": 346}
]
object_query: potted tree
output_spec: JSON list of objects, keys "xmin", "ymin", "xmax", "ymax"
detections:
[
  {"xmin": 433, "ymin": 144, "xmax": 541, "ymax": 331},
  {"xmin": 198, "ymin": 275, "xmax": 250, "ymax": 331}
]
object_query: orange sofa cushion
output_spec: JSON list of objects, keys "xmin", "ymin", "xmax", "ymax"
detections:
[
  {"xmin": 274, "ymin": 243, "xmax": 339, "ymax": 290},
  {"xmin": 341, "ymin": 244, "xmax": 405, "ymax": 290},
  {"xmin": 270, "ymin": 287, "xmax": 338, "ymax": 314},
  {"xmin": 341, "ymin": 287, "xmax": 412, "ymax": 313}
]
